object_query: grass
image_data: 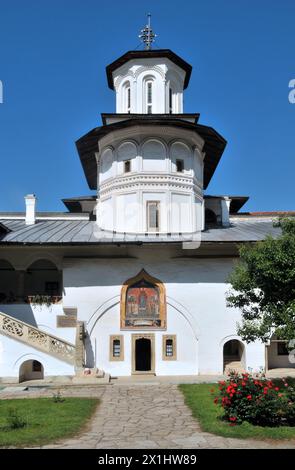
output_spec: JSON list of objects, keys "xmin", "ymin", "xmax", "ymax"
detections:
[
  {"xmin": 0, "ymin": 397, "xmax": 98, "ymax": 447},
  {"xmin": 179, "ymin": 383, "xmax": 295, "ymax": 440}
]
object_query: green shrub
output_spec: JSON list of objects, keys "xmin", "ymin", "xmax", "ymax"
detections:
[
  {"xmin": 6, "ymin": 408, "xmax": 27, "ymax": 429},
  {"xmin": 214, "ymin": 372, "xmax": 295, "ymax": 427}
]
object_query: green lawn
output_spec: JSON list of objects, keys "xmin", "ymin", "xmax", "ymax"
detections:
[
  {"xmin": 179, "ymin": 383, "xmax": 295, "ymax": 440},
  {"xmin": 0, "ymin": 397, "xmax": 98, "ymax": 447}
]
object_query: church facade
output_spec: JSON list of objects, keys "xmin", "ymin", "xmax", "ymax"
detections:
[{"xmin": 0, "ymin": 27, "xmax": 294, "ymax": 382}]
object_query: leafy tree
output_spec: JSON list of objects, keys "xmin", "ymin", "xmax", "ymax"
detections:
[{"xmin": 227, "ymin": 218, "xmax": 295, "ymax": 344}]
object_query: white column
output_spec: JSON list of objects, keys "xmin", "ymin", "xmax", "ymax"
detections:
[{"xmin": 221, "ymin": 197, "xmax": 231, "ymax": 227}]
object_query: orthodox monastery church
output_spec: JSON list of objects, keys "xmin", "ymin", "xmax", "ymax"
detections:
[{"xmin": 0, "ymin": 21, "xmax": 293, "ymax": 383}]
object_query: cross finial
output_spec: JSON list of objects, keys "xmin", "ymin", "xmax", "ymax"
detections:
[{"xmin": 139, "ymin": 14, "xmax": 157, "ymax": 50}]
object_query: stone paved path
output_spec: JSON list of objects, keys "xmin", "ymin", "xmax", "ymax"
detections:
[{"xmin": 39, "ymin": 384, "xmax": 295, "ymax": 449}]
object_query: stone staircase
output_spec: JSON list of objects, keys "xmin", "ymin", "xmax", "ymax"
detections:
[
  {"xmin": 0, "ymin": 311, "xmax": 75, "ymax": 364},
  {"xmin": 0, "ymin": 310, "xmax": 110, "ymax": 383}
]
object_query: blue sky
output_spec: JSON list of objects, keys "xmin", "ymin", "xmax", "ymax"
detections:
[{"xmin": 0, "ymin": 0, "xmax": 294, "ymax": 212}]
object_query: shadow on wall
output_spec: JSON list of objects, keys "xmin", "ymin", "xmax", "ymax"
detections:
[
  {"xmin": 63, "ymin": 257, "xmax": 235, "ymax": 289},
  {"xmin": 84, "ymin": 333, "xmax": 95, "ymax": 368},
  {"xmin": 0, "ymin": 304, "xmax": 38, "ymax": 327}
]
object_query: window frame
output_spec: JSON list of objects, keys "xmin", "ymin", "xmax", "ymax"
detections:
[
  {"xmin": 146, "ymin": 80, "xmax": 153, "ymax": 114},
  {"xmin": 109, "ymin": 335, "xmax": 124, "ymax": 361},
  {"xmin": 146, "ymin": 200, "xmax": 160, "ymax": 232},
  {"xmin": 162, "ymin": 335, "xmax": 177, "ymax": 361}
]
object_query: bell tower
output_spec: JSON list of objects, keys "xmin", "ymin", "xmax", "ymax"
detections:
[{"xmin": 76, "ymin": 17, "xmax": 227, "ymax": 238}]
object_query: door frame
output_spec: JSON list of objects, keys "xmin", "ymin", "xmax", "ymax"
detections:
[{"xmin": 132, "ymin": 333, "xmax": 155, "ymax": 375}]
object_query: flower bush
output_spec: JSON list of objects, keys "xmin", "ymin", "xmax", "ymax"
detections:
[{"xmin": 213, "ymin": 372, "xmax": 295, "ymax": 427}]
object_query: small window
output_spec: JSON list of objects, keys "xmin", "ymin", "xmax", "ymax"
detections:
[
  {"xmin": 127, "ymin": 87, "xmax": 131, "ymax": 113},
  {"xmin": 176, "ymin": 159, "xmax": 184, "ymax": 172},
  {"xmin": 166, "ymin": 339, "xmax": 173, "ymax": 357},
  {"xmin": 147, "ymin": 201, "xmax": 160, "ymax": 232},
  {"xmin": 162, "ymin": 335, "xmax": 177, "ymax": 360},
  {"xmin": 124, "ymin": 160, "xmax": 131, "ymax": 173},
  {"xmin": 169, "ymin": 87, "xmax": 173, "ymax": 113},
  {"xmin": 277, "ymin": 342, "xmax": 289, "ymax": 356},
  {"xmin": 32, "ymin": 360, "xmax": 42, "ymax": 372},
  {"xmin": 110, "ymin": 335, "xmax": 124, "ymax": 361},
  {"xmin": 146, "ymin": 81, "xmax": 153, "ymax": 114},
  {"xmin": 113, "ymin": 339, "xmax": 121, "ymax": 357}
]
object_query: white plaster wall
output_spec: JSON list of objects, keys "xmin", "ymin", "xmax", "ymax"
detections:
[
  {"xmin": 62, "ymin": 249, "xmax": 266, "ymax": 376},
  {"xmin": 113, "ymin": 58, "xmax": 185, "ymax": 114},
  {"xmin": 0, "ymin": 335, "xmax": 74, "ymax": 381},
  {"xmin": 97, "ymin": 134, "xmax": 203, "ymax": 235},
  {"xmin": 90, "ymin": 302, "xmax": 197, "ymax": 376},
  {"xmin": 0, "ymin": 304, "xmax": 75, "ymax": 344},
  {"xmin": 0, "ymin": 304, "xmax": 76, "ymax": 379}
]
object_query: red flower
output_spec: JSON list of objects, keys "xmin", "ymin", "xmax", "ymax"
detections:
[
  {"xmin": 241, "ymin": 381, "xmax": 246, "ymax": 386},
  {"xmin": 275, "ymin": 387, "xmax": 279, "ymax": 391},
  {"xmin": 214, "ymin": 397, "xmax": 219, "ymax": 404},
  {"xmin": 246, "ymin": 395, "xmax": 252, "ymax": 400},
  {"xmin": 229, "ymin": 416, "xmax": 237, "ymax": 422}
]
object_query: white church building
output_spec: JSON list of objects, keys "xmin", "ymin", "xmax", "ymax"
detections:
[{"xmin": 0, "ymin": 22, "xmax": 294, "ymax": 383}]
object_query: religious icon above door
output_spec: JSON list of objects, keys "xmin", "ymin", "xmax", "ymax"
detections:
[{"xmin": 120, "ymin": 269, "xmax": 166, "ymax": 329}]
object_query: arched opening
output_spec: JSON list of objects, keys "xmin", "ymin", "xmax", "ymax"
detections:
[
  {"xmin": 223, "ymin": 339, "xmax": 245, "ymax": 374},
  {"xmin": 135, "ymin": 338, "xmax": 151, "ymax": 372},
  {"xmin": 19, "ymin": 360, "xmax": 44, "ymax": 383},
  {"xmin": 0, "ymin": 260, "xmax": 18, "ymax": 303},
  {"xmin": 25, "ymin": 259, "xmax": 62, "ymax": 302}
]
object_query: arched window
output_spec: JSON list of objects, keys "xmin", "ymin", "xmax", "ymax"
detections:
[
  {"xmin": 121, "ymin": 269, "xmax": 166, "ymax": 329},
  {"xmin": 169, "ymin": 87, "xmax": 173, "ymax": 114},
  {"xmin": 122, "ymin": 81, "xmax": 131, "ymax": 113},
  {"xmin": 146, "ymin": 80, "xmax": 153, "ymax": 113}
]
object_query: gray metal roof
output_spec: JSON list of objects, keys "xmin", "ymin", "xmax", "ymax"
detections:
[{"xmin": 0, "ymin": 217, "xmax": 281, "ymax": 245}]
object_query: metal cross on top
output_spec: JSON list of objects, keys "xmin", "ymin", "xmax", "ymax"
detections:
[{"xmin": 139, "ymin": 14, "xmax": 157, "ymax": 50}]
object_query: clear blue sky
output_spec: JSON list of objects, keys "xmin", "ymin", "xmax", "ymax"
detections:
[{"xmin": 0, "ymin": 0, "xmax": 294, "ymax": 212}]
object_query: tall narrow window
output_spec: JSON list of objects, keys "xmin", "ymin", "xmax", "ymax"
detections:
[
  {"xmin": 110, "ymin": 335, "xmax": 124, "ymax": 361},
  {"xmin": 166, "ymin": 339, "xmax": 173, "ymax": 356},
  {"xmin": 124, "ymin": 160, "xmax": 131, "ymax": 173},
  {"xmin": 127, "ymin": 86, "xmax": 131, "ymax": 113},
  {"xmin": 113, "ymin": 339, "xmax": 121, "ymax": 357},
  {"xmin": 146, "ymin": 81, "xmax": 153, "ymax": 114},
  {"xmin": 147, "ymin": 201, "xmax": 160, "ymax": 232},
  {"xmin": 162, "ymin": 335, "xmax": 177, "ymax": 360},
  {"xmin": 169, "ymin": 87, "xmax": 173, "ymax": 114},
  {"xmin": 176, "ymin": 159, "xmax": 184, "ymax": 172}
]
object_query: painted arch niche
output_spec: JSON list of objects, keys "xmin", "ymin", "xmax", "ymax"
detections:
[{"xmin": 120, "ymin": 269, "xmax": 166, "ymax": 329}]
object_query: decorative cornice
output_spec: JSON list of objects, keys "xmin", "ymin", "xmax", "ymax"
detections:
[{"xmin": 100, "ymin": 172, "xmax": 202, "ymax": 198}]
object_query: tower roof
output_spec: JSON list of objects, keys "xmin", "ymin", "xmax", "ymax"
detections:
[
  {"xmin": 76, "ymin": 117, "xmax": 227, "ymax": 190},
  {"xmin": 106, "ymin": 49, "xmax": 192, "ymax": 90}
]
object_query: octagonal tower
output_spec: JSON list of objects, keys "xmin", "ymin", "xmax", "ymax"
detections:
[{"xmin": 76, "ymin": 22, "xmax": 226, "ymax": 238}]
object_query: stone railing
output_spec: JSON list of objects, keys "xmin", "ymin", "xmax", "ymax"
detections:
[{"xmin": 0, "ymin": 311, "xmax": 75, "ymax": 365}]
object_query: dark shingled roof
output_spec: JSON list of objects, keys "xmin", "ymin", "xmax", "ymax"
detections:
[
  {"xmin": 0, "ymin": 217, "xmax": 281, "ymax": 245},
  {"xmin": 106, "ymin": 49, "xmax": 192, "ymax": 90},
  {"xmin": 76, "ymin": 117, "xmax": 227, "ymax": 190}
]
